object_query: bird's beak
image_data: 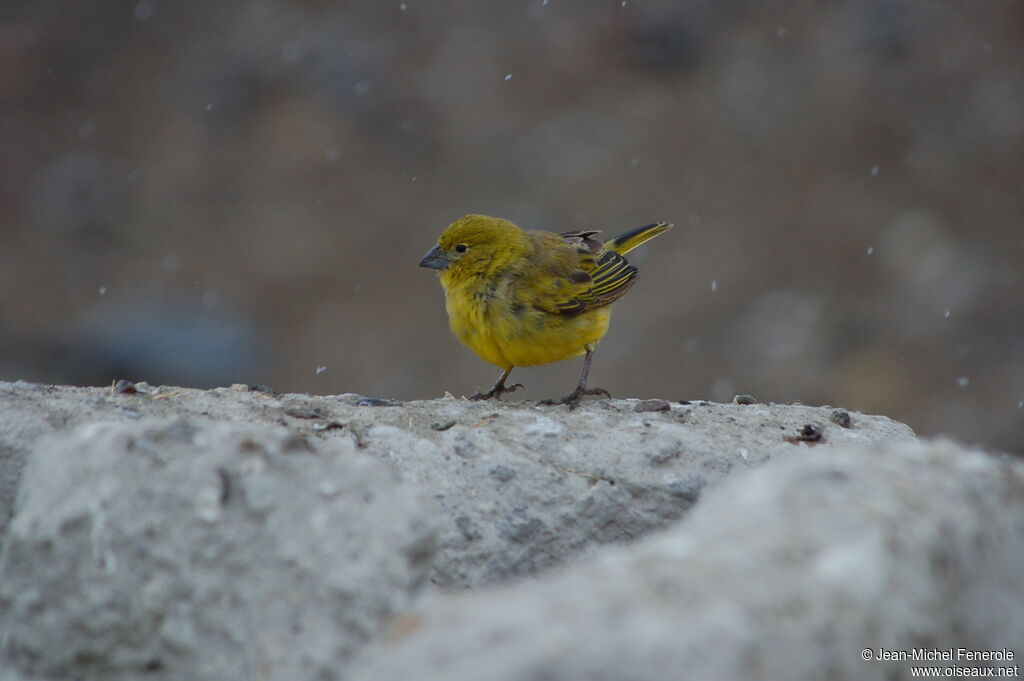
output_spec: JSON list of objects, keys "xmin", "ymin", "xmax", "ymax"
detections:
[{"xmin": 418, "ymin": 244, "xmax": 449, "ymax": 270}]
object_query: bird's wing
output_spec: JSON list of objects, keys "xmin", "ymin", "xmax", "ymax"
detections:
[{"xmin": 524, "ymin": 230, "xmax": 639, "ymax": 316}]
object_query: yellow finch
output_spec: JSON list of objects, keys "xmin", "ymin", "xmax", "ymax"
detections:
[{"xmin": 419, "ymin": 214, "xmax": 672, "ymax": 405}]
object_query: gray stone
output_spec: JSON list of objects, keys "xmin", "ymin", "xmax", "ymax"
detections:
[
  {"xmin": 0, "ymin": 419, "xmax": 437, "ymax": 681},
  {"xmin": 0, "ymin": 383, "xmax": 916, "ymax": 590},
  {"xmin": 351, "ymin": 439, "xmax": 1024, "ymax": 681}
]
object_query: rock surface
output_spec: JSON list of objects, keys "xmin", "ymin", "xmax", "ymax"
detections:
[
  {"xmin": 351, "ymin": 440, "xmax": 1024, "ymax": 681},
  {"xmin": 0, "ymin": 419, "xmax": 436, "ymax": 681},
  {"xmin": 6, "ymin": 382, "xmax": 1016, "ymax": 681},
  {"xmin": 0, "ymin": 382, "xmax": 914, "ymax": 588}
]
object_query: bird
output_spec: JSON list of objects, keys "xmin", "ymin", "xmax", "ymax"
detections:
[{"xmin": 419, "ymin": 214, "xmax": 672, "ymax": 405}]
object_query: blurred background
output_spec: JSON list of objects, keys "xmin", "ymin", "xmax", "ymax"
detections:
[{"xmin": 1, "ymin": 0, "xmax": 1021, "ymax": 453}]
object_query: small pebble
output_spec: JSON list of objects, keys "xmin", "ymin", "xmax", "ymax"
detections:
[
  {"xmin": 733, "ymin": 394, "xmax": 758, "ymax": 405},
  {"xmin": 356, "ymin": 397, "xmax": 400, "ymax": 407},
  {"xmin": 634, "ymin": 399, "xmax": 671, "ymax": 413},
  {"xmin": 830, "ymin": 410, "xmax": 852, "ymax": 428},
  {"xmin": 113, "ymin": 379, "xmax": 137, "ymax": 394},
  {"xmin": 284, "ymin": 407, "xmax": 323, "ymax": 419},
  {"xmin": 789, "ymin": 424, "xmax": 823, "ymax": 443}
]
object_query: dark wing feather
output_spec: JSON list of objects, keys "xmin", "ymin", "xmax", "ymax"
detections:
[
  {"xmin": 586, "ymin": 250, "xmax": 638, "ymax": 302},
  {"xmin": 533, "ymin": 230, "xmax": 638, "ymax": 316},
  {"xmin": 558, "ymin": 229, "xmax": 604, "ymax": 256}
]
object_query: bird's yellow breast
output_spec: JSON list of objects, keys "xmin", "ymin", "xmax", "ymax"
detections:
[{"xmin": 442, "ymin": 275, "xmax": 611, "ymax": 370}]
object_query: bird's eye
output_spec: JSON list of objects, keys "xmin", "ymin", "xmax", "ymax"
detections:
[{"xmin": 454, "ymin": 244, "xmax": 468, "ymax": 253}]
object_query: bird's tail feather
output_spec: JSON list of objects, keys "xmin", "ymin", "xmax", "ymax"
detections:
[{"xmin": 604, "ymin": 221, "xmax": 673, "ymax": 255}]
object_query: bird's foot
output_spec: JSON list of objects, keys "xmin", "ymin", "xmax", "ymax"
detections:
[
  {"xmin": 539, "ymin": 386, "xmax": 611, "ymax": 408},
  {"xmin": 470, "ymin": 382, "xmax": 525, "ymax": 401}
]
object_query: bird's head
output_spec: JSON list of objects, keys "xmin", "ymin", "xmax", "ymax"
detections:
[{"xmin": 419, "ymin": 214, "xmax": 524, "ymax": 280}]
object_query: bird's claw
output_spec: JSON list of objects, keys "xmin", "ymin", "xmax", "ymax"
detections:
[
  {"xmin": 539, "ymin": 387, "xmax": 611, "ymax": 408},
  {"xmin": 469, "ymin": 382, "xmax": 525, "ymax": 401}
]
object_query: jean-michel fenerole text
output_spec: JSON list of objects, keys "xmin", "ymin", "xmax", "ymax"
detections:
[{"xmin": 873, "ymin": 648, "xmax": 1015, "ymax": 662}]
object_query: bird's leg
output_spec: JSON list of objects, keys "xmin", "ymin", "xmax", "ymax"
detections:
[
  {"xmin": 540, "ymin": 349, "xmax": 610, "ymax": 407},
  {"xmin": 470, "ymin": 367, "xmax": 525, "ymax": 401}
]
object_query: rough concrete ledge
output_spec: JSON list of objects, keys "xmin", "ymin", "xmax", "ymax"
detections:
[
  {"xmin": 0, "ymin": 382, "xmax": 913, "ymax": 588},
  {"xmin": 2, "ymin": 381, "xmax": 986, "ymax": 681}
]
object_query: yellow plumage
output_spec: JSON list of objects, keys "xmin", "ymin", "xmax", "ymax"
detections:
[{"xmin": 419, "ymin": 214, "xmax": 672, "ymax": 404}]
